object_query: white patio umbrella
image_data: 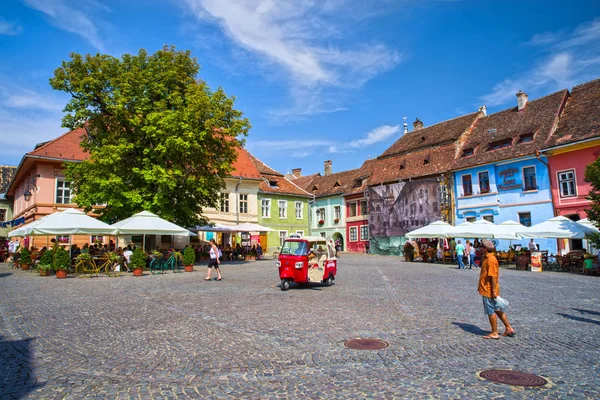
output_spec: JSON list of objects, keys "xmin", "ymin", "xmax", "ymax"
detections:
[
  {"xmin": 195, "ymin": 223, "xmax": 236, "ymax": 232},
  {"xmin": 494, "ymin": 220, "xmax": 531, "ymax": 240},
  {"xmin": 524, "ymin": 215, "xmax": 596, "ymax": 239},
  {"xmin": 405, "ymin": 220, "xmax": 458, "ymax": 239},
  {"xmin": 112, "ymin": 211, "xmax": 196, "ymax": 251},
  {"xmin": 8, "ymin": 214, "xmax": 53, "ymax": 237},
  {"xmin": 11, "ymin": 209, "xmax": 117, "ymax": 236},
  {"xmin": 452, "ymin": 219, "xmax": 497, "ymax": 239},
  {"xmin": 577, "ymin": 218, "xmax": 599, "ymax": 233},
  {"xmin": 231, "ymin": 222, "xmax": 276, "ymax": 232}
]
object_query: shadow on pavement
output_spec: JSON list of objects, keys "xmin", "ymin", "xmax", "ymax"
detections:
[
  {"xmin": 451, "ymin": 322, "xmax": 488, "ymax": 336},
  {"xmin": 0, "ymin": 272, "xmax": 13, "ymax": 278},
  {"xmin": 557, "ymin": 313, "xmax": 600, "ymax": 326},
  {"xmin": 571, "ymin": 308, "xmax": 600, "ymax": 317},
  {"xmin": 0, "ymin": 335, "xmax": 41, "ymax": 398}
]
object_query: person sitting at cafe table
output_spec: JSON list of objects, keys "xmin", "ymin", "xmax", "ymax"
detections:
[
  {"xmin": 71, "ymin": 244, "xmax": 81, "ymax": 258},
  {"xmin": 81, "ymin": 243, "xmax": 90, "ymax": 254}
]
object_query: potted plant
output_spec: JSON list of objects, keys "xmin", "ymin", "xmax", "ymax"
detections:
[
  {"xmin": 183, "ymin": 246, "xmax": 195, "ymax": 272},
  {"xmin": 318, "ymin": 219, "xmax": 325, "ymax": 225},
  {"xmin": 130, "ymin": 248, "xmax": 147, "ymax": 276},
  {"xmin": 403, "ymin": 241, "xmax": 414, "ymax": 262},
  {"xmin": 20, "ymin": 247, "xmax": 32, "ymax": 270},
  {"xmin": 334, "ymin": 218, "xmax": 339, "ymax": 223},
  {"xmin": 38, "ymin": 264, "xmax": 53, "ymax": 276},
  {"xmin": 53, "ymin": 247, "xmax": 71, "ymax": 279}
]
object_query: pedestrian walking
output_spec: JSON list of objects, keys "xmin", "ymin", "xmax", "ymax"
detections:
[
  {"xmin": 205, "ymin": 239, "xmax": 222, "ymax": 281},
  {"xmin": 479, "ymin": 239, "xmax": 515, "ymax": 339},
  {"xmin": 449, "ymin": 238, "xmax": 456, "ymax": 261},
  {"xmin": 455, "ymin": 240, "xmax": 465, "ymax": 269},
  {"xmin": 466, "ymin": 240, "xmax": 477, "ymax": 269}
]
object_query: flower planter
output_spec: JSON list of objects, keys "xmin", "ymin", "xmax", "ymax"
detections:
[
  {"xmin": 246, "ymin": 255, "xmax": 256, "ymax": 262},
  {"xmin": 21, "ymin": 264, "xmax": 30, "ymax": 271},
  {"xmin": 55, "ymin": 270, "xmax": 68, "ymax": 279},
  {"xmin": 184, "ymin": 265, "xmax": 194, "ymax": 272},
  {"xmin": 132, "ymin": 267, "xmax": 144, "ymax": 277},
  {"xmin": 515, "ymin": 254, "xmax": 529, "ymax": 270},
  {"xmin": 39, "ymin": 270, "xmax": 51, "ymax": 277}
]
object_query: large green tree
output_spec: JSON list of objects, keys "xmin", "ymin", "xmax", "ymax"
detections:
[
  {"xmin": 50, "ymin": 46, "xmax": 250, "ymax": 226},
  {"xmin": 584, "ymin": 156, "xmax": 600, "ymax": 246}
]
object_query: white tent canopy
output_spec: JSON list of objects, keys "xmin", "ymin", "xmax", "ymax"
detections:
[
  {"xmin": 195, "ymin": 223, "xmax": 236, "ymax": 232},
  {"xmin": 405, "ymin": 220, "xmax": 458, "ymax": 239},
  {"xmin": 452, "ymin": 219, "xmax": 497, "ymax": 239},
  {"xmin": 494, "ymin": 220, "xmax": 531, "ymax": 240},
  {"xmin": 578, "ymin": 218, "xmax": 599, "ymax": 233},
  {"xmin": 232, "ymin": 222, "xmax": 276, "ymax": 232},
  {"xmin": 111, "ymin": 211, "xmax": 195, "ymax": 236},
  {"xmin": 524, "ymin": 215, "xmax": 596, "ymax": 239},
  {"xmin": 9, "ymin": 209, "xmax": 117, "ymax": 237},
  {"xmin": 8, "ymin": 214, "xmax": 52, "ymax": 237}
]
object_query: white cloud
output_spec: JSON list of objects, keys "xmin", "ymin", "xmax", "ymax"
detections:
[
  {"xmin": 0, "ymin": 85, "xmax": 65, "ymax": 112},
  {"xmin": 23, "ymin": 0, "xmax": 106, "ymax": 51},
  {"xmin": 183, "ymin": 0, "xmax": 402, "ymax": 118},
  {"xmin": 481, "ymin": 18, "xmax": 600, "ymax": 107},
  {"xmin": 349, "ymin": 125, "xmax": 401, "ymax": 148},
  {"xmin": 0, "ymin": 18, "xmax": 23, "ymax": 35}
]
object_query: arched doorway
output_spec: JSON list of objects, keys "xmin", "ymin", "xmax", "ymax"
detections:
[{"xmin": 332, "ymin": 232, "xmax": 344, "ymax": 251}]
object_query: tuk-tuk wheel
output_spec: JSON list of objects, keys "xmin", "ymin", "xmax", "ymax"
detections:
[
  {"xmin": 281, "ymin": 279, "xmax": 290, "ymax": 291},
  {"xmin": 325, "ymin": 275, "xmax": 334, "ymax": 286}
]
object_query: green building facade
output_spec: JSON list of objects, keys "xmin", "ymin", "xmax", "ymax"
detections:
[{"xmin": 258, "ymin": 193, "xmax": 310, "ymax": 255}]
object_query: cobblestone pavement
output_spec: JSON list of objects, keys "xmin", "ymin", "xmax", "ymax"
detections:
[{"xmin": 0, "ymin": 254, "xmax": 599, "ymax": 399}]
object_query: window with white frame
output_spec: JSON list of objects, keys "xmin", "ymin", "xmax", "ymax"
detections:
[
  {"xmin": 558, "ymin": 170, "xmax": 576, "ymax": 197},
  {"xmin": 295, "ymin": 202, "xmax": 303, "ymax": 219},
  {"xmin": 296, "ymin": 230, "xmax": 304, "ymax": 236},
  {"xmin": 360, "ymin": 225, "xmax": 369, "ymax": 241},
  {"xmin": 349, "ymin": 226, "xmax": 358, "ymax": 241},
  {"xmin": 478, "ymin": 171, "xmax": 490, "ymax": 193},
  {"xmin": 261, "ymin": 199, "xmax": 271, "ymax": 217},
  {"xmin": 220, "ymin": 193, "xmax": 230, "ymax": 212},
  {"xmin": 466, "ymin": 216, "xmax": 476, "ymax": 223},
  {"xmin": 56, "ymin": 179, "xmax": 72, "ymax": 204},
  {"xmin": 239, "ymin": 194, "xmax": 248, "ymax": 214},
  {"xmin": 278, "ymin": 200, "xmax": 287, "ymax": 218},
  {"xmin": 518, "ymin": 212, "xmax": 532, "ymax": 227},
  {"xmin": 0, "ymin": 208, "xmax": 6, "ymax": 222},
  {"xmin": 482, "ymin": 215, "xmax": 494, "ymax": 223},
  {"xmin": 523, "ymin": 167, "xmax": 537, "ymax": 191},
  {"xmin": 317, "ymin": 208, "xmax": 325, "ymax": 222},
  {"xmin": 334, "ymin": 206, "xmax": 341, "ymax": 221},
  {"xmin": 320, "ymin": 232, "xmax": 326, "ymax": 238},
  {"xmin": 279, "ymin": 231, "xmax": 287, "ymax": 247},
  {"xmin": 349, "ymin": 202, "xmax": 357, "ymax": 217}
]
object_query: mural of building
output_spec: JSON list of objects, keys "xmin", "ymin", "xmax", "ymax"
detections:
[
  {"xmin": 543, "ymin": 78, "xmax": 600, "ymax": 251},
  {"xmin": 248, "ymin": 154, "xmax": 311, "ymax": 255},
  {"xmin": 452, "ymin": 89, "xmax": 569, "ymax": 253},
  {"xmin": 361, "ymin": 113, "xmax": 481, "ymax": 255}
]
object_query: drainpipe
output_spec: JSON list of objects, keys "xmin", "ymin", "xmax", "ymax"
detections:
[
  {"xmin": 308, "ymin": 195, "xmax": 316, "ymax": 235},
  {"xmin": 235, "ymin": 177, "xmax": 243, "ymax": 224}
]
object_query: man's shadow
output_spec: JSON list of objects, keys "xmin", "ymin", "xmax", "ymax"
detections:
[{"xmin": 451, "ymin": 322, "xmax": 488, "ymax": 335}]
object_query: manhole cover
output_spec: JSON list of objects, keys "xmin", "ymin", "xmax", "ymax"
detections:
[
  {"xmin": 480, "ymin": 369, "xmax": 547, "ymax": 387},
  {"xmin": 344, "ymin": 338, "xmax": 389, "ymax": 350}
]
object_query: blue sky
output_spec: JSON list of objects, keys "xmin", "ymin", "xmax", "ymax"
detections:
[{"xmin": 1, "ymin": 1, "xmax": 599, "ymax": 177}]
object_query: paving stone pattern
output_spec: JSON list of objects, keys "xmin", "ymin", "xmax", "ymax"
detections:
[{"xmin": 0, "ymin": 255, "xmax": 599, "ymax": 399}]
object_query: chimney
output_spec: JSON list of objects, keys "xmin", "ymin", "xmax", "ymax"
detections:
[
  {"xmin": 413, "ymin": 117, "xmax": 423, "ymax": 130},
  {"xmin": 403, "ymin": 116, "xmax": 408, "ymax": 134},
  {"xmin": 478, "ymin": 105, "xmax": 487, "ymax": 116},
  {"xmin": 516, "ymin": 90, "xmax": 528, "ymax": 111},
  {"xmin": 291, "ymin": 168, "xmax": 302, "ymax": 179},
  {"xmin": 324, "ymin": 160, "xmax": 332, "ymax": 176}
]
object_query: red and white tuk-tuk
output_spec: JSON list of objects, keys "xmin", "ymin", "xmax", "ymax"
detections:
[{"xmin": 277, "ymin": 235, "xmax": 337, "ymax": 291}]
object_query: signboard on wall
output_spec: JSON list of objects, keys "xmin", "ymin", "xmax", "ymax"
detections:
[
  {"xmin": 497, "ymin": 167, "xmax": 522, "ymax": 191},
  {"xmin": 241, "ymin": 232, "xmax": 250, "ymax": 246}
]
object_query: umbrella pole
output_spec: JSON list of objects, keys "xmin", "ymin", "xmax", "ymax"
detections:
[{"xmin": 143, "ymin": 235, "xmax": 146, "ymax": 253}]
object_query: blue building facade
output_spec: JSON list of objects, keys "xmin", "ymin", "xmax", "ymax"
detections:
[{"xmin": 453, "ymin": 155, "xmax": 557, "ymax": 253}]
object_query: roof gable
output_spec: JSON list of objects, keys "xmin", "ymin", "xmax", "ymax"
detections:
[{"xmin": 27, "ymin": 127, "xmax": 89, "ymax": 161}]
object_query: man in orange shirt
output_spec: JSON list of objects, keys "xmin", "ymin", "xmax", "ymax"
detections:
[{"xmin": 479, "ymin": 239, "xmax": 516, "ymax": 339}]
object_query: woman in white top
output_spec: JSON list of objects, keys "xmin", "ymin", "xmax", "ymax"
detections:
[{"xmin": 205, "ymin": 239, "xmax": 222, "ymax": 281}]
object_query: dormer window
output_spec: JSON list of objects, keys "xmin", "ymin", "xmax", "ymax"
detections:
[
  {"xmin": 312, "ymin": 185, "xmax": 319, "ymax": 191},
  {"xmin": 334, "ymin": 180, "xmax": 341, "ymax": 187},
  {"xmin": 423, "ymin": 155, "xmax": 430, "ymax": 165},
  {"xmin": 421, "ymin": 136, "xmax": 426, "ymax": 141},
  {"xmin": 488, "ymin": 138, "xmax": 512, "ymax": 151},
  {"xmin": 462, "ymin": 148, "xmax": 474, "ymax": 157},
  {"xmin": 399, "ymin": 161, "xmax": 406, "ymax": 170},
  {"xmin": 518, "ymin": 133, "xmax": 534, "ymax": 143},
  {"xmin": 269, "ymin": 180, "xmax": 278, "ymax": 188},
  {"xmin": 353, "ymin": 179, "xmax": 362, "ymax": 188}
]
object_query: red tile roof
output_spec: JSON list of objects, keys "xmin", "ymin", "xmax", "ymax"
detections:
[
  {"xmin": 246, "ymin": 153, "xmax": 311, "ymax": 197},
  {"xmin": 294, "ymin": 168, "xmax": 364, "ymax": 198},
  {"xmin": 380, "ymin": 113, "xmax": 481, "ymax": 158},
  {"xmin": 230, "ymin": 148, "xmax": 262, "ymax": 179},
  {"xmin": 27, "ymin": 127, "xmax": 89, "ymax": 161},
  {"xmin": 545, "ymin": 78, "xmax": 600, "ymax": 148}
]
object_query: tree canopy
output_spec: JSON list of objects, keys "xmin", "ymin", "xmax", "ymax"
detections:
[
  {"xmin": 584, "ymin": 156, "xmax": 600, "ymax": 246},
  {"xmin": 50, "ymin": 46, "xmax": 250, "ymax": 226}
]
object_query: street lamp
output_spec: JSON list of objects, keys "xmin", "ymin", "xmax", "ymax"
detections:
[{"xmin": 23, "ymin": 190, "xmax": 32, "ymax": 202}]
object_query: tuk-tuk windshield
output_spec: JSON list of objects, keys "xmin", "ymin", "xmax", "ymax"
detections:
[{"xmin": 280, "ymin": 241, "xmax": 309, "ymax": 256}]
